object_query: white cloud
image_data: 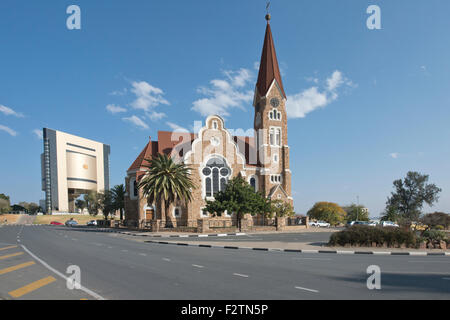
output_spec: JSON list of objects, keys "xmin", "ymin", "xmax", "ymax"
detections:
[
  {"xmin": 33, "ymin": 129, "xmax": 43, "ymax": 140},
  {"xmin": 166, "ymin": 122, "xmax": 189, "ymax": 133},
  {"xmin": 0, "ymin": 125, "xmax": 17, "ymax": 136},
  {"xmin": 122, "ymin": 115, "xmax": 149, "ymax": 130},
  {"xmin": 0, "ymin": 105, "xmax": 24, "ymax": 118},
  {"xmin": 390, "ymin": 153, "xmax": 399, "ymax": 159},
  {"xmin": 147, "ymin": 111, "xmax": 166, "ymax": 121},
  {"xmin": 130, "ymin": 81, "xmax": 169, "ymax": 112},
  {"xmin": 109, "ymin": 88, "xmax": 128, "ymax": 96},
  {"xmin": 287, "ymin": 70, "xmax": 354, "ymax": 119},
  {"xmin": 192, "ymin": 68, "xmax": 254, "ymax": 117},
  {"xmin": 106, "ymin": 104, "xmax": 127, "ymax": 114}
]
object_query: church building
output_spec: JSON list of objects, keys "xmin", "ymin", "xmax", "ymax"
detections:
[{"xmin": 124, "ymin": 14, "xmax": 293, "ymax": 228}]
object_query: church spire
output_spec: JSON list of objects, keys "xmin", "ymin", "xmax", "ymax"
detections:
[{"xmin": 256, "ymin": 12, "xmax": 286, "ymax": 99}]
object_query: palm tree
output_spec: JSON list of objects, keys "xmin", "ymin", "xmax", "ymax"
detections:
[
  {"xmin": 111, "ymin": 184, "xmax": 126, "ymax": 220},
  {"xmin": 138, "ymin": 153, "xmax": 195, "ymax": 228}
]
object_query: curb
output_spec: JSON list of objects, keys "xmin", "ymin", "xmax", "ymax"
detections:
[
  {"xmin": 113, "ymin": 231, "xmax": 247, "ymax": 238},
  {"xmin": 143, "ymin": 240, "xmax": 450, "ymax": 257}
]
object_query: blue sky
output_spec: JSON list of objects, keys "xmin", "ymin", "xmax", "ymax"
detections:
[{"xmin": 1, "ymin": 0, "xmax": 449, "ymax": 217}]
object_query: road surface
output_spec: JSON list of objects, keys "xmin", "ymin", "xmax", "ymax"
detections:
[{"xmin": 0, "ymin": 225, "xmax": 449, "ymax": 300}]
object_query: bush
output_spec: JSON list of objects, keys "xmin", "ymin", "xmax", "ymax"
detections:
[
  {"xmin": 421, "ymin": 230, "xmax": 447, "ymax": 242},
  {"xmin": 434, "ymin": 225, "xmax": 445, "ymax": 230},
  {"xmin": 329, "ymin": 225, "xmax": 417, "ymax": 247}
]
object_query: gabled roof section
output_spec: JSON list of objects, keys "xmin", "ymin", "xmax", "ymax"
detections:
[
  {"xmin": 256, "ymin": 21, "xmax": 286, "ymax": 99},
  {"xmin": 268, "ymin": 184, "xmax": 289, "ymax": 199},
  {"xmin": 127, "ymin": 138, "xmax": 157, "ymax": 172}
]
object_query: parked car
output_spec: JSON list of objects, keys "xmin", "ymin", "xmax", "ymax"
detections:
[
  {"xmin": 309, "ymin": 220, "xmax": 330, "ymax": 228},
  {"xmin": 87, "ymin": 220, "xmax": 97, "ymax": 226},
  {"xmin": 381, "ymin": 221, "xmax": 399, "ymax": 228},
  {"xmin": 367, "ymin": 221, "xmax": 378, "ymax": 227},
  {"xmin": 50, "ymin": 221, "xmax": 63, "ymax": 226},
  {"xmin": 348, "ymin": 221, "xmax": 369, "ymax": 226},
  {"xmin": 65, "ymin": 219, "xmax": 78, "ymax": 227}
]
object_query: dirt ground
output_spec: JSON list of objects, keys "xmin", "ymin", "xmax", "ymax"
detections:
[{"xmin": 0, "ymin": 214, "xmax": 23, "ymax": 225}]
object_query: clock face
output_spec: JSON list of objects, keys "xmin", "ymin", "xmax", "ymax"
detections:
[{"xmin": 270, "ymin": 98, "xmax": 280, "ymax": 108}]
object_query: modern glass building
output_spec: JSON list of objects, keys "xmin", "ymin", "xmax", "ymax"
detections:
[{"xmin": 41, "ymin": 128, "xmax": 110, "ymax": 214}]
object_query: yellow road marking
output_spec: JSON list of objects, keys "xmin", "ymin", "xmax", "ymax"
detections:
[
  {"xmin": 0, "ymin": 245, "xmax": 18, "ymax": 252},
  {"xmin": 0, "ymin": 261, "xmax": 35, "ymax": 275},
  {"xmin": 0, "ymin": 252, "xmax": 24, "ymax": 260},
  {"xmin": 9, "ymin": 276, "xmax": 57, "ymax": 298}
]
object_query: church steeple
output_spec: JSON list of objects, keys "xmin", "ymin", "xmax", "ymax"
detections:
[{"xmin": 255, "ymin": 14, "xmax": 286, "ymax": 99}]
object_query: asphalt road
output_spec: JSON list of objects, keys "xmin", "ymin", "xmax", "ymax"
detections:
[
  {"xmin": 152, "ymin": 231, "xmax": 337, "ymax": 244},
  {"xmin": 0, "ymin": 225, "xmax": 449, "ymax": 300}
]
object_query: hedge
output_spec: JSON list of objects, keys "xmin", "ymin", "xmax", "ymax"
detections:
[{"xmin": 329, "ymin": 225, "xmax": 417, "ymax": 248}]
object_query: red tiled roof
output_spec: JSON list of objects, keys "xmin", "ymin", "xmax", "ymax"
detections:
[
  {"xmin": 256, "ymin": 22, "xmax": 286, "ymax": 99},
  {"xmin": 127, "ymin": 138, "xmax": 158, "ymax": 172},
  {"xmin": 128, "ymin": 132, "xmax": 259, "ymax": 172}
]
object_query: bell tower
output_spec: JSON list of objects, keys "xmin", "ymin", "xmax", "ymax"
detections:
[{"xmin": 253, "ymin": 13, "xmax": 292, "ymax": 204}]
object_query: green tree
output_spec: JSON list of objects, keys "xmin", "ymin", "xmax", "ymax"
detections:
[
  {"xmin": 99, "ymin": 190, "xmax": 115, "ymax": 220},
  {"xmin": 420, "ymin": 212, "xmax": 450, "ymax": 229},
  {"xmin": 380, "ymin": 206, "xmax": 400, "ymax": 222},
  {"xmin": 307, "ymin": 202, "xmax": 346, "ymax": 226},
  {"xmin": 271, "ymin": 200, "xmax": 295, "ymax": 218},
  {"xmin": 386, "ymin": 171, "xmax": 442, "ymax": 222},
  {"xmin": 0, "ymin": 194, "xmax": 11, "ymax": 213},
  {"xmin": 111, "ymin": 184, "xmax": 126, "ymax": 221},
  {"xmin": 204, "ymin": 176, "xmax": 261, "ymax": 231},
  {"xmin": 343, "ymin": 204, "xmax": 369, "ymax": 222},
  {"xmin": 84, "ymin": 191, "xmax": 101, "ymax": 216},
  {"xmin": 0, "ymin": 199, "xmax": 11, "ymax": 214},
  {"xmin": 138, "ymin": 154, "xmax": 195, "ymax": 228},
  {"xmin": 75, "ymin": 199, "xmax": 86, "ymax": 213}
]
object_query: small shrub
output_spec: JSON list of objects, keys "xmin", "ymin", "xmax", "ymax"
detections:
[
  {"xmin": 422, "ymin": 230, "xmax": 447, "ymax": 242},
  {"xmin": 328, "ymin": 225, "xmax": 417, "ymax": 248}
]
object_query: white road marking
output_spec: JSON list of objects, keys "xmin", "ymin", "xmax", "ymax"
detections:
[
  {"xmin": 139, "ymin": 253, "xmax": 147, "ymax": 256},
  {"xmin": 372, "ymin": 251, "xmax": 391, "ymax": 255},
  {"xmin": 162, "ymin": 258, "xmax": 171, "ymax": 262},
  {"xmin": 408, "ymin": 260, "xmax": 450, "ymax": 263},
  {"xmin": 294, "ymin": 257, "xmax": 332, "ymax": 261},
  {"xmin": 192, "ymin": 264, "xmax": 204, "ymax": 269},
  {"xmin": 20, "ymin": 245, "xmax": 105, "ymax": 300},
  {"xmin": 295, "ymin": 286, "xmax": 319, "ymax": 293},
  {"xmin": 233, "ymin": 273, "xmax": 249, "ymax": 278},
  {"xmin": 408, "ymin": 252, "xmax": 427, "ymax": 256},
  {"xmin": 337, "ymin": 251, "xmax": 355, "ymax": 255}
]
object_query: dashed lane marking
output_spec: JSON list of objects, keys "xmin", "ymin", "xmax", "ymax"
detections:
[
  {"xmin": 192, "ymin": 264, "xmax": 204, "ymax": 269},
  {"xmin": 9, "ymin": 276, "xmax": 57, "ymax": 298},
  {"xmin": 233, "ymin": 273, "xmax": 249, "ymax": 278},
  {"xmin": 295, "ymin": 286, "xmax": 319, "ymax": 293}
]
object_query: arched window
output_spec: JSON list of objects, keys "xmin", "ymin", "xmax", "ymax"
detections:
[
  {"xmin": 250, "ymin": 177, "xmax": 257, "ymax": 191},
  {"xmin": 202, "ymin": 157, "xmax": 231, "ymax": 197}
]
